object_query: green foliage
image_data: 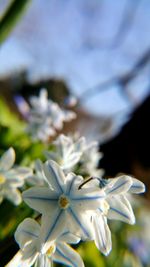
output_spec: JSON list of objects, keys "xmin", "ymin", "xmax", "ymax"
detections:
[{"xmin": 0, "ymin": 0, "xmax": 31, "ymax": 44}]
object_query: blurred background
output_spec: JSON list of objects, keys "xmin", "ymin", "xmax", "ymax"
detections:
[{"xmin": 0, "ymin": 0, "xmax": 150, "ymax": 266}]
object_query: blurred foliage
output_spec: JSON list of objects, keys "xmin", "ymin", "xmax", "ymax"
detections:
[{"xmin": 0, "ymin": 0, "xmax": 31, "ymax": 44}]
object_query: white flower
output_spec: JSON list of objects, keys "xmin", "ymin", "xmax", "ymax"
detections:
[
  {"xmin": 27, "ymin": 89, "xmax": 76, "ymax": 142},
  {"xmin": 44, "ymin": 134, "xmax": 103, "ymax": 177},
  {"xmin": 6, "ymin": 218, "xmax": 84, "ymax": 267},
  {"xmin": 23, "ymin": 160, "xmax": 104, "ymax": 246},
  {"xmin": 0, "ymin": 148, "xmax": 32, "ymax": 205},
  {"xmin": 44, "ymin": 134, "xmax": 84, "ymax": 172},
  {"xmin": 98, "ymin": 175, "xmax": 145, "ymax": 224},
  {"xmin": 26, "ymin": 159, "xmax": 46, "ymax": 186},
  {"xmin": 79, "ymin": 139, "xmax": 103, "ymax": 177},
  {"xmin": 80, "ymin": 174, "xmax": 145, "ymax": 255}
]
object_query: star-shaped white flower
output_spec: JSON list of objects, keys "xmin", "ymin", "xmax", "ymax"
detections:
[
  {"xmin": 82, "ymin": 174, "xmax": 145, "ymax": 255},
  {"xmin": 44, "ymin": 134, "xmax": 103, "ymax": 177},
  {"xmin": 23, "ymin": 160, "xmax": 105, "ymax": 246},
  {"xmin": 99, "ymin": 175, "xmax": 146, "ymax": 224},
  {"xmin": 27, "ymin": 89, "xmax": 76, "ymax": 142},
  {"xmin": 0, "ymin": 148, "xmax": 32, "ymax": 205},
  {"xmin": 6, "ymin": 218, "xmax": 84, "ymax": 267},
  {"xmin": 44, "ymin": 134, "xmax": 84, "ymax": 172}
]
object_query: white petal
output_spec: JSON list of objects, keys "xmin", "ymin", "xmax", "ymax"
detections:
[
  {"xmin": 5, "ymin": 188, "xmax": 22, "ymax": 205},
  {"xmin": 40, "ymin": 208, "xmax": 67, "ymax": 251},
  {"xmin": 105, "ymin": 176, "xmax": 132, "ymax": 195},
  {"xmin": 23, "ymin": 187, "xmax": 58, "ymax": 214},
  {"xmin": 129, "ymin": 178, "xmax": 146, "ymax": 194},
  {"xmin": 53, "ymin": 243, "xmax": 84, "ymax": 267},
  {"xmin": 35, "ymin": 254, "xmax": 52, "ymax": 267},
  {"xmin": 65, "ymin": 173, "xmax": 83, "ymax": 195},
  {"xmin": 21, "ymin": 242, "xmax": 38, "ymax": 267},
  {"xmin": 67, "ymin": 207, "xmax": 93, "ymax": 240},
  {"xmin": 43, "ymin": 161, "xmax": 66, "ymax": 193},
  {"xmin": 0, "ymin": 148, "xmax": 15, "ymax": 171},
  {"xmin": 107, "ymin": 195, "xmax": 135, "ymax": 224},
  {"xmin": 58, "ymin": 232, "xmax": 80, "ymax": 244},
  {"xmin": 5, "ymin": 170, "xmax": 25, "ymax": 187},
  {"xmin": 92, "ymin": 212, "xmax": 112, "ymax": 256},
  {"xmin": 62, "ymin": 152, "xmax": 82, "ymax": 170},
  {"xmin": 15, "ymin": 218, "xmax": 40, "ymax": 249},
  {"xmin": 5, "ymin": 250, "xmax": 22, "ymax": 267},
  {"xmin": 72, "ymin": 187, "xmax": 105, "ymax": 212}
]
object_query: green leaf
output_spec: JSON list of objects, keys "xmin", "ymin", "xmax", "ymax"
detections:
[{"xmin": 0, "ymin": 0, "xmax": 31, "ymax": 44}]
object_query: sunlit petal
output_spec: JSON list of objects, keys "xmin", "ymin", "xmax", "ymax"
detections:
[
  {"xmin": 0, "ymin": 148, "xmax": 15, "ymax": 171},
  {"xmin": 15, "ymin": 218, "xmax": 40, "ymax": 249},
  {"xmin": 107, "ymin": 195, "xmax": 135, "ymax": 224},
  {"xmin": 105, "ymin": 176, "xmax": 132, "ymax": 195},
  {"xmin": 92, "ymin": 212, "xmax": 112, "ymax": 256},
  {"xmin": 43, "ymin": 161, "xmax": 66, "ymax": 193},
  {"xmin": 5, "ymin": 250, "xmax": 22, "ymax": 267},
  {"xmin": 5, "ymin": 188, "xmax": 22, "ymax": 205},
  {"xmin": 53, "ymin": 243, "xmax": 84, "ymax": 267},
  {"xmin": 129, "ymin": 178, "xmax": 146, "ymax": 194},
  {"xmin": 23, "ymin": 187, "xmax": 58, "ymax": 213},
  {"xmin": 35, "ymin": 254, "xmax": 52, "ymax": 267},
  {"xmin": 58, "ymin": 232, "xmax": 80, "ymax": 244},
  {"xmin": 40, "ymin": 208, "xmax": 67, "ymax": 250},
  {"xmin": 67, "ymin": 207, "xmax": 93, "ymax": 240}
]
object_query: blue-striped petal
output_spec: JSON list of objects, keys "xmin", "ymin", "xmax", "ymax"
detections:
[
  {"xmin": 53, "ymin": 243, "xmax": 84, "ymax": 267},
  {"xmin": 23, "ymin": 187, "xmax": 58, "ymax": 214},
  {"xmin": 15, "ymin": 218, "xmax": 40, "ymax": 249},
  {"xmin": 105, "ymin": 176, "xmax": 132, "ymax": 195},
  {"xmin": 107, "ymin": 195, "xmax": 135, "ymax": 224},
  {"xmin": 129, "ymin": 178, "xmax": 146, "ymax": 194},
  {"xmin": 43, "ymin": 160, "xmax": 66, "ymax": 193},
  {"xmin": 67, "ymin": 207, "xmax": 93, "ymax": 240},
  {"xmin": 92, "ymin": 212, "xmax": 112, "ymax": 256},
  {"xmin": 40, "ymin": 208, "xmax": 67, "ymax": 251}
]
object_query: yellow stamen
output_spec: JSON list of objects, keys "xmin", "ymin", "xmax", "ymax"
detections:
[
  {"xmin": 0, "ymin": 174, "xmax": 6, "ymax": 185},
  {"xmin": 59, "ymin": 195, "xmax": 69, "ymax": 209},
  {"xmin": 46, "ymin": 245, "xmax": 55, "ymax": 256}
]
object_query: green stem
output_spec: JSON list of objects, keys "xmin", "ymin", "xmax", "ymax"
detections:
[{"xmin": 0, "ymin": 0, "xmax": 31, "ymax": 44}]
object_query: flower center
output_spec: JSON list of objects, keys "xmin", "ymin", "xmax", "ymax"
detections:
[
  {"xmin": 59, "ymin": 194, "xmax": 70, "ymax": 209},
  {"xmin": 46, "ymin": 245, "xmax": 55, "ymax": 256},
  {"xmin": 0, "ymin": 174, "xmax": 6, "ymax": 185}
]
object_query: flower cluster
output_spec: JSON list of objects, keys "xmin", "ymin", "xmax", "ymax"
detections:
[
  {"xmin": 26, "ymin": 89, "xmax": 76, "ymax": 142},
  {"xmin": 6, "ymin": 149, "xmax": 145, "ymax": 267},
  {"xmin": 4, "ymin": 90, "xmax": 146, "ymax": 267},
  {"xmin": 44, "ymin": 133, "xmax": 103, "ymax": 176}
]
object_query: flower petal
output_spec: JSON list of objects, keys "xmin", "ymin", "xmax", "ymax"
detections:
[
  {"xmin": 35, "ymin": 254, "xmax": 52, "ymax": 267},
  {"xmin": 43, "ymin": 160, "xmax": 66, "ymax": 193},
  {"xmin": 40, "ymin": 208, "xmax": 67, "ymax": 251},
  {"xmin": 72, "ymin": 186, "xmax": 105, "ymax": 212},
  {"xmin": 53, "ymin": 243, "xmax": 84, "ymax": 267},
  {"xmin": 5, "ymin": 188, "xmax": 22, "ymax": 205},
  {"xmin": 0, "ymin": 148, "xmax": 15, "ymax": 171},
  {"xmin": 5, "ymin": 250, "xmax": 22, "ymax": 267},
  {"xmin": 129, "ymin": 178, "xmax": 146, "ymax": 194},
  {"xmin": 58, "ymin": 232, "xmax": 80, "ymax": 244},
  {"xmin": 107, "ymin": 195, "xmax": 135, "ymax": 224},
  {"xmin": 92, "ymin": 212, "xmax": 112, "ymax": 256},
  {"xmin": 67, "ymin": 207, "xmax": 93, "ymax": 240},
  {"xmin": 15, "ymin": 218, "xmax": 40, "ymax": 249},
  {"xmin": 23, "ymin": 187, "xmax": 58, "ymax": 214},
  {"xmin": 21, "ymin": 242, "xmax": 38, "ymax": 267},
  {"xmin": 105, "ymin": 176, "xmax": 132, "ymax": 195}
]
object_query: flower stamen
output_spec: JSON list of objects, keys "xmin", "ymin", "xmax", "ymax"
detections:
[{"xmin": 59, "ymin": 195, "xmax": 70, "ymax": 209}]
